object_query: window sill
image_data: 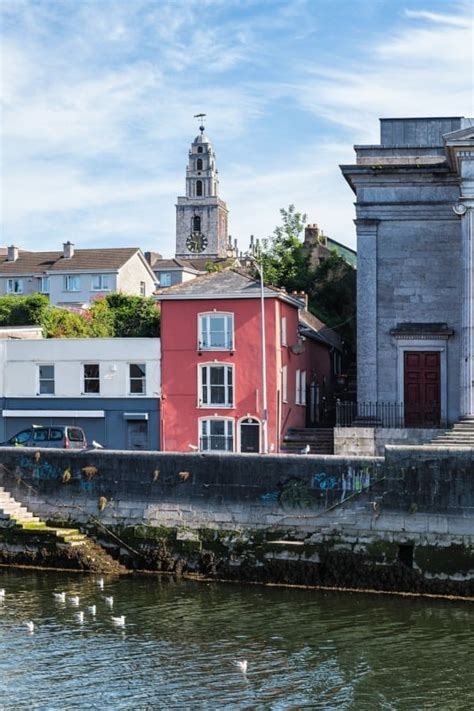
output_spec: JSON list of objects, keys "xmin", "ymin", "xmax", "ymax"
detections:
[{"xmin": 198, "ymin": 405, "xmax": 235, "ymax": 409}]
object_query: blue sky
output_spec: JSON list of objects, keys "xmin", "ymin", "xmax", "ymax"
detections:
[{"xmin": 1, "ymin": 0, "xmax": 473, "ymax": 256}]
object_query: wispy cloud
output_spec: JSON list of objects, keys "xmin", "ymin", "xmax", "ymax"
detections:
[{"xmin": 1, "ymin": 0, "xmax": 472, "ymax": 255}]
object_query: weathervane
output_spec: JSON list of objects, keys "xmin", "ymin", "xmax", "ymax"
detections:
[{"xmin": 194, "ymin": 113, "xmax": 207, "ymax": 134}]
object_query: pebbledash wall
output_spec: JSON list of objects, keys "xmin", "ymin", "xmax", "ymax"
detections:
[{"xmin": 0, "ymin": 446, "xmax": 473, "ymax": 594}]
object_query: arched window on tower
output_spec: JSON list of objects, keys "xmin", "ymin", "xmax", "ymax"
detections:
[
  {"xmin": 197, "ymin": 146, "xmax": 203, "ymax": 153},
  {"xmin": 193, "ymin": 215, "xmax": 201, "ymax": 232},
  {"xmin": 197, "ymin": 158, "xmax": 203, "ymax": 170},
  {"xmin": 196, "ymin": 180, "xmax": 203, "ymax": 197}
]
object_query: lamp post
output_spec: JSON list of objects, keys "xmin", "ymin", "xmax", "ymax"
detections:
[{"xmin": 246, "ymin": 252, "xmax": 268, "ymax": 454}]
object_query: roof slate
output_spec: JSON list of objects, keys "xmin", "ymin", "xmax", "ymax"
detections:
[{"xmin": 0, "ymin": 248, "xmax": 141, "ymax": 274}]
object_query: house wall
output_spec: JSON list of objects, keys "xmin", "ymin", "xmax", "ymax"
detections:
[
  {"xmin": 160, "ymin": 297, "xmax": 330, "ymax": 453},
  {"xmin": 117, "ymin": 253, "xmax": 156, "ymax": 297},
  {"xmin": 0, "ymin": 338, "xmax": 161, "ymax": 449},
  {"xmin": 49, "ymin": 272, "xmax": 119, "ymax": 306}
]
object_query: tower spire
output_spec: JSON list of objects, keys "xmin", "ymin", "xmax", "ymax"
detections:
[{"xmin": 193, "ymin": 113, "xmax": 207, "ymax": 135}]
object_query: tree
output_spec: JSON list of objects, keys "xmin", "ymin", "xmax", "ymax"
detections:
[
  {"xmin": 0, "ymin": 293, "xmax": 49, "ymax": 327},
  {"xmin": 103, "ymin": 293, "xmax": 160, "ymax": 337},
  {"xmin": 257, "ymin": 205, "xmax": 310, "ymax": 292}
]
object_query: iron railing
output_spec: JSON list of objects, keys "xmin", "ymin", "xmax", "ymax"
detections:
[{"xmin": 335, "ymin": 401, "xmax": 441, "ymax": 429}]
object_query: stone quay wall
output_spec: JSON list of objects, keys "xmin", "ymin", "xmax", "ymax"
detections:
[{"xmin": 0, "ymin": 447, "xmax": 473, "ymax": 596}]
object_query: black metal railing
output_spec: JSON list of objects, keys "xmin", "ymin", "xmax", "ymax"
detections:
[{"xmin": 335, "ymin": 401, "xmax": 441, "ymax": 429}]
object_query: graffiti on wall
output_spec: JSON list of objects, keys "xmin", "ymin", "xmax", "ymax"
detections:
[{"xmin": 312, "ymin": 466, "xmax": 372, "ymax": 501}]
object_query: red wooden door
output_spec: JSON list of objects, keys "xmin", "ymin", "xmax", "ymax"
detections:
[{"xmin": 404, "ymin": 352, "xmax": 440, "ymax": 427}]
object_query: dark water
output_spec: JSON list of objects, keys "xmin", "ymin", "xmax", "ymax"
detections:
[{"xmin": 0, "ymin": 570, "xmax": 472, "ymax": 710}]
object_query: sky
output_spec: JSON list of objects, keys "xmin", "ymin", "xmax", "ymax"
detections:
[{"xmin": 1, "ymin": 0, "xmax": 473, "ymax": 257}]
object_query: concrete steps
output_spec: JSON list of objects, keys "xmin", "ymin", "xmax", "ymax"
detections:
[
  {"xmin": 428, "ymin": 417, "xmax": 474, "ymax": 448},
  {"xmin": 282, "ymin": 428, "xmax": 334, "ymax": 455},
  {"xmin": 0, "ymin": 487, "xmax": 88, "ymax": 545}
]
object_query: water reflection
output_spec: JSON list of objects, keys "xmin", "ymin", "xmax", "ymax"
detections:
[{"xmin": 0, "ymin": 569, "xmax": 472, "ymax": 710}]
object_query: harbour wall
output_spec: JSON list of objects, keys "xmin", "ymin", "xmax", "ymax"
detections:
[{"xmin": 0, "ymin": 447, "xmax": 473, "ymax": 596}]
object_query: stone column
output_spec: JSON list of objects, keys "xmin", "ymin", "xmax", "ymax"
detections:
[
  {"xmin": 355, "ymin": 219, "xmax": 379, "ymax": 404},
  {"xmin": 455, "ymin": 197, "xmax": 474, "ymax": 416}
]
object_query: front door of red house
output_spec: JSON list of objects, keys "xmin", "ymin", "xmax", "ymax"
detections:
[{"xmin": 404, "ymin": 352, "xmax": 441, "ymax": 427}]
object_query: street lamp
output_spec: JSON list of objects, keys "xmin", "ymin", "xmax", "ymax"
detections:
[{"xmin": 245, "ymin": 251, "xmax": 268, "ymax": 454}]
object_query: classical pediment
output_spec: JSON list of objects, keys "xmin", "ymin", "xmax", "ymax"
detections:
[{"xmin": 443, "ymin": 123, "xmax": 474, "ymax": 172}]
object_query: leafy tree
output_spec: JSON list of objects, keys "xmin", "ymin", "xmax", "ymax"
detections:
[
  {"xmin": 41, "ymin": 307, "xmax": 90, "ymax": 338},
  {"xmin": 0, "ymin": 293, "xmax": 49, "ymax": 327},
  {"xmin": 103, "ymin": 293, "xmax": 160, "ymax": 337},
  {"xmin": 256, "ymin": 206, "xmax": 356, "ymax": 366}
]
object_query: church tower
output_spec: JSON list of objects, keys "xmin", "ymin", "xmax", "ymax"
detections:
[{"xmin": 175, "ymin": 120, "xmax": 229, "ymax": 259}]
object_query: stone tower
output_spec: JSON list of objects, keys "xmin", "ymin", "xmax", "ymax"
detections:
[{"xmin": 175, "ymin": 122, "xmax": 229, "ymax": 259}]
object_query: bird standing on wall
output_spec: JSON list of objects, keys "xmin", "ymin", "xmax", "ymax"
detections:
[{"xmin": 301, "ymin": 444, "xmax": 311, "ymax": 454}]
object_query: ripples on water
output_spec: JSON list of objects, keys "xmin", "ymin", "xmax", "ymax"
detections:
[{"xmin": 0, "ymin": 569, "xmax": 473, "ymax": 710}]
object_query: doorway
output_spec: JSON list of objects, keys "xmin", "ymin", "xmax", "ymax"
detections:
[
  {"xmin": 127, "ymin": 420, "xmax": 148, "ymax": 450},
  {"xmin": 404, "ymin": 351, "xmax": 441, "ymax": 427},
  {"xmin": 239, "ymin": 418, "xmax": 260, "ymax": 453}
]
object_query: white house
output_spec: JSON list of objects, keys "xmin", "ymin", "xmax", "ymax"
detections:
[
  {"xmin": 0, "ymin": 243, "xmax": 157, "ymax": 306},
  {"xmin": 0, "ymin": 337, "xmax": 161, "ymax": 450}
]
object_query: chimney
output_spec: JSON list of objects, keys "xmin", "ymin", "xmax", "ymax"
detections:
[
  {"xmin": 7, "ymin": 245, "xmax": 19, "ymax": 262},
  {"xmin": 63, "ymin": 241, "xmax": 75, "ymax": 259},
  {"xmin": 292, "ymin": 290, "xmax": 308, "ymax": 309},
  {"xmin": 144, "ymin": 251, "xmax": 162, "ymax": 265},
  {"xmin": 304, "ymin": 224, "xmax": 321, "ymax": 246}
]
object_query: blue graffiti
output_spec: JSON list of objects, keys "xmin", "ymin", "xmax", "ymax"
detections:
[
  {"xmin": 19, "ymin": 456, "xmax": 62, "ymax": 481},
  {"xmin": 313, "ymin": 472, "xmax": 338, "ymax": 490},
  {"xmin": 260, "ymin": 491, "xmax": 279, "ymax": 504}
]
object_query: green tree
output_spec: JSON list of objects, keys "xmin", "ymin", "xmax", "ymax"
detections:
[
  {"xmin": 257, "ymin": 205, "xmax": 310, "ymax": 292},
  {"xmin": 41, "ymin": 308, "xmax": 90, "ymax": 338},
  {"xmin": 104, "ymin": 293, "xmax": 160, "ymax": 337},
  {"xmin": 0, "ymin": 293, "xmax": 49, "ymax": 327}
]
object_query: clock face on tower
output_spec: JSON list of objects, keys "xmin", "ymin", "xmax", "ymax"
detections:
[{"xmin": 186, "ymin": 232, "xmax": 208, "ymax": 253}]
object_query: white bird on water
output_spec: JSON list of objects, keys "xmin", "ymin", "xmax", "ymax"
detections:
[
  {"xmin": 53, "ymin": 592, "xmax": 66, "ymax": 602},
  {"xmin": 96, "ymin": 578, "xmax": 104, "ymax": 590},
  {"xmin": 111, "ymin": 615, "xmax": 125, "ymax": 627},
  {"xmin": 76, "ymin": 611, "xmax": 85, "ymax": 624},
  {"xmin": 232, "ymin": 659, "xmax": 248, "ymax": 675},
  {"xmin": 0, "ymin": 588, "xmax": 5, "ymax": 598},
  {"xmin": 87, "ymin": 604, "xmax": 97, "ymax": 616},
  {"xmin": 105, "ymin": 596, "xmax": 114, "ymax": 607},
  {"xmin": 25, "ymin": 621, "xmax": 35, "ymax": 633},
  {"xmin": 69, "ymin": 595, "xmax": 80, "ymax": 606}
]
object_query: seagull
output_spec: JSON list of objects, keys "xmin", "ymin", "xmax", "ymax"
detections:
[
  {"xmin": 68, "ymin": 595, "xmax": 80, "ymax": 606},
  {"xmin": 0, "ymin": 588, "xmax": 5, "ymax": 599},
  {"xmin": 111, "ymin": 615, "xmax": 125, "ymax": 626},
  {"xmin": 232, "ymin": 659, "xmax": 248, "ymax": 674},
  {"xmin": 25, "ymin": 621, "xmax": 35, "ymax": 633},
  {"xmin": 53, "ymin": 592, "xmax": 66, "ymax": 602},
  {"xmin": 92, "ymin": 440, "xmax": 104, "ymax": 449},
  {"xmin": 105, "ymin": 596, "xmax": 114, "ymax": 607},
  {"xmin": 188, "ymin": 444, "xmax": 199, "ymax": 451},
  {"xmin": 87, "ymin": 604, "xmax": 97, "ymax": 616},
  {"xmin": 96, "ymin": 578, "xmax": 104, "ymax": 590},
  {"xmin": 76, "ymin": 611, "xmax": 85, "ymax": 624},
  {"xmin": 301, "ymin": 444, "xmax": 311, "ymax": 454}
]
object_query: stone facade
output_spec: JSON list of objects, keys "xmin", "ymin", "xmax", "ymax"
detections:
[
  {"xmin": 175, "ymin": 126, "xmax": 229, "ymax": 259},
  {"xmin": 340, "ymin": 117, "xmax": 474, "ymax": 427}
]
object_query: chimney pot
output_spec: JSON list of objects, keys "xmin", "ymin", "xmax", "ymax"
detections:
[
  {"xmin": 63, "ymin": 241, "xmax": 75, "ymax": 259},
  {"xmin": 7, "ymin": 245, "xmax": 19, "ymax": 262}
]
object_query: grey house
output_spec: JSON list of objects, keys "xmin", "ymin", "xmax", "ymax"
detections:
[
  {"xmin": 339, "ymin": 117, "xmax": 474, "ymax": 450},
  {"xmin": 0, "ymin": 243, "xmax": 157, "ymax": 306}
]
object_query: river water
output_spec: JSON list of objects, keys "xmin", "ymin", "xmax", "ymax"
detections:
[{"xmin": 0, "ymin": 569, "xmax": 472, "ymax": 710}]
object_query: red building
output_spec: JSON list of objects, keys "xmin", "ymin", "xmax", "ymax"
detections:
[{"xmin": 158, "ymin": 270, "xmax": 340, "ymax": 453}]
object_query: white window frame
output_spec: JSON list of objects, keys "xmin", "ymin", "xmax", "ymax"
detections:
[
  {"xmin": 199, "ymin": 417, "xmax": 234, "ymax": 452},
  {"xmin": 83, "ymin": 363, "xmax": 100, "ymax": 394},
  {"xmin": 40, "ymin": 276, "xmax": 50, "ymax": 294},
  {"xmin": 129, "ymin": 363, "xmax": 146, "ymax": 395},
  {"xmin": 282, "ymin": 365, "xmax": 288, "ymax": 403},
  {"xmin": 92, "ymin": 274, "xmax": 110, "ymax": 291},
  {"xmin": 160, "ymin": 273, "xmax": 172, "ymax": 287},
  {"xmin": 64, "ymin": 275, "xmax": 81, "ymax": 292},
  {"xmin": 281, "ymin": 316, "xmax": 287, "ymax": 346},
  {"xmin": 198, "ymin": 312, "xmax": 234, "ymax": 351},
  {"xmin": 140, "ymin": 281, "xmax": 146, "ymax": 296},
  {"xmin": 198, "ymin": 363, "xmax": 234, "ymax": 408},
  {"xmin": 295, "ymin": 369, "xmax": 301, "ymax": 404},
  {"xmin": 7, "ymin": 278, "xmax": 23, "ymax": 294},
  {"xmin": 38, "ymin": 364, "xmax": 55, "ymax": 395}
]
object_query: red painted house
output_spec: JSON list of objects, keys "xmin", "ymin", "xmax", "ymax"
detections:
[{"xmin": 157, "ymin": 270, "xmax": 340, "ymax": 453}]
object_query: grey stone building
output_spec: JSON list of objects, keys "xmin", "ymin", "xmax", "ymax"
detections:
[
  {"xmin": 175, "ymin": 123, "xmax": 231, "ymax": 260},
  {"xmin": 339, "ymin": 117, "xmax": 474, "ymax": 440}
]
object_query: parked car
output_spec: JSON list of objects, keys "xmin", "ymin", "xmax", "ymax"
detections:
[{"xmin": 0, "ymin": 425, "xmax": 88, "ymax": 450}]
